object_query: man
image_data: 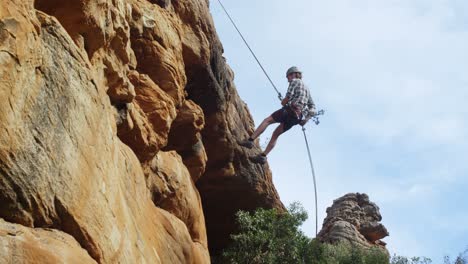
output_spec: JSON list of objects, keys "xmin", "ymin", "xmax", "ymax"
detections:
[{"xmin": 239, "ymin": 66, "xmax": 317, "ymax": 164}]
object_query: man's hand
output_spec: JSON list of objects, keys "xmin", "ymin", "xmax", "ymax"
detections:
[
  {"xmin": 281, "ymin": 97, "xmax": 289, "ymax": 106},
  {"xmin": 300, "ymin": 119, "xmax": 309, "ymax": 126}
]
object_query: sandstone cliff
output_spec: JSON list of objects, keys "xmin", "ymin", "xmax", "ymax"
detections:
[
  {"xmin": 0, "ymin": 0, "xmax": 283, "ymax": 263},
  {"xmin": 318, "ymin": 193, "xmax": 389, "ymax": 249}
]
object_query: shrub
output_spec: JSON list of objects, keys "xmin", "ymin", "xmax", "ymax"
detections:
[
  {"xmin": 389, "ymin": 248, "xmax": 468, "ymax": 264},
  {"xmin": 220, "ymin": 202, "xmax": 466, "ymax": 264},
  {"xmin": 444, "ymin": 248, "xmax": 468, "ymax": 264},
  {"xmin": 221, "ymin": 202, "xmax": 388, "ymax": 264},
  {"xmin": 221, "ymin": 202, "xmax": 310, "ymax": 264},
  {"xmin": 308, "ymin": 240, "xmax": 388, "ymax": 264},
  {"xmin": 390, "ymin": 255, "xmax": 432, "ymax": 264}
]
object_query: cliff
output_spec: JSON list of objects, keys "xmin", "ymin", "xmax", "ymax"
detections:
[{"xmin": 0, "ymin": 0, "xmax": 283, "ymax": 263}]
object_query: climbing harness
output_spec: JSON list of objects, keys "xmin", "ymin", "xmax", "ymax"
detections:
[{"xmin": 216, "ymin": 0, "xmax": 324, "ymax": 237}]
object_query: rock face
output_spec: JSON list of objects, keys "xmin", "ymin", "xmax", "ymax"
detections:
[
  {"xmin": 0, "ymin": 219, "xmax": 97, "ymax": 264},
  {"xmin": 318, "ymin": 193, "xmax": 389, "ymax": 249},
  {"xmin": 0, "ymin": 0, "xmax": 282, "ymax": 263}
]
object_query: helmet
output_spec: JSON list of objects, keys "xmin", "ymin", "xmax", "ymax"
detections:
[{"xmin": 286, "ymin": 66, "xmax": 302, "ymax": 76}]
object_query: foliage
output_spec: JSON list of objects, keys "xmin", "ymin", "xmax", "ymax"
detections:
[
  {"xmin": 389, "ymin": 248, "xmax": 468, "ymax": 264},
  {"xmin": 307, "ymin": 240, "xmax": 388, "ymax": 264},
  {"xmin": 443, "ymin": 248, "xmax": 468, "ymax": 264},
  {"xmin": 221, "ymin": 202, "xmax": 310, "ymax": 264},
  {"xmin": 390, "ymin": 255, "xmax": 433, "ymax": 264},
  {"xmin": 220, "ymin": 202, "xmax": 467, "ymax": 264},
  {"xmin": 221, "ymin": 202, "xmax": 388, "ymax": 264}
]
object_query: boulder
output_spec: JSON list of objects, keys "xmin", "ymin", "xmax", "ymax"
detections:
[{"xmin": 318, "ymin": 193, "xmax": 389, "ymax": 249}]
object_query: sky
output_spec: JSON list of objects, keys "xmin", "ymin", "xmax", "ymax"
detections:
[{"xmin": 209, "ymin": 0, "xmax": 468, "ymax": 261}]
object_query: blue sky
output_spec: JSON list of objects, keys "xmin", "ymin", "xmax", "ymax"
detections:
[{"xmin": 209, "ymin": 0, "xmax": 468, "ymax": 261}]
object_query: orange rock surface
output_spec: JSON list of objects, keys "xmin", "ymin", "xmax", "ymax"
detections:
[
  {"xmin": 0, "ymin": 0, "xmax": 283, "ymax": 263},
  {"xmin": 0, "ymin": 219, "xmax": 97, "ymax": 264}
]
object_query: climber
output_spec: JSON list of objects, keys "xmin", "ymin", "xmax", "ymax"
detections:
[{"xmin": 239, "ymin": 66, "xmax": 317, "ymax": 164}]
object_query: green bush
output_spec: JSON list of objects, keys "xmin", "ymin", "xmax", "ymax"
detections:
[
  {"xmin": 444, "ymin": 248, "xmax": 468, "ymax": 264},
  {"xmin": 307, "ymin": 240, "xmax": 388, "ymax": 264},
  {"xmin": 221, "ymin": 202, "xmax": 388, "ymax": 264},
  {"xmin": 390, "ymin": 255, "xmax": 432, "ymax": 264},
  {"xmin": 220, "ymin": 202, "xmax": 466, "ymax": 264},
  {"xmin": 221, "ymin": 202, "xmax": 310, "ymax": 264},
  {"xmin": 389, "ymin": 248, "xmax": 468, "ymax": 264}
]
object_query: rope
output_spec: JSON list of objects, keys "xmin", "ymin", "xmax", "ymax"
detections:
[
  {"xmin": 216, "ymin": 0, "xmax": 283, "ymax": 101},
  {"xmin": 216, "ymin": 0, "xmax": 321, "ymax": 237},
  {"xmin": 302, "ymin": 126, "xmax": 319, "ymax": 237}
]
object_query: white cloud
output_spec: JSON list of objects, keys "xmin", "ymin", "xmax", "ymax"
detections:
[{"xmin": 300, "ymin": 0, "xmax": 468, "ymax": 148}]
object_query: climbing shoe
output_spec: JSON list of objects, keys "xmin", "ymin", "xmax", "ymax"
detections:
[
  {"xmin": 250, "ymin": 154, "xmax": 267, "ymax": 164},
  {"xmin": 238, "ymin": 138, "xmax": 254, "ymax": 149}
]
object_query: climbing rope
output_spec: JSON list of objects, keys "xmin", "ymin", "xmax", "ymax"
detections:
[
  {"xmin": 216, "ymin": 0, "xmax": 323, "ymax": 237},
  {"xmin": 216, "ymin": 0, "xmax": 283, "ymax": 101},
  {"xmin": 302, "ymin": 126, "xmax": 319, "ymax": 236}
]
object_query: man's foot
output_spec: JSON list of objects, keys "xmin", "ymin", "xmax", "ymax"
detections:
[
  {"xmin": 238, "ymin": 138, "xmax": 254, "ymax": 149},
  {"xmin": 250, "ymin": 154, "xmax": 267, "ymax": 164}
]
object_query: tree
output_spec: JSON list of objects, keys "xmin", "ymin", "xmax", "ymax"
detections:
[
  {"xmin": 222, "ymin": 202, "xmax": 310, "ymax": 264},
  {"xmin": 444, "ymin": 248, "xmax": 468, "ymax": 264},
  {"xmin": 391, "ymin": 256, "xmax": 432, "ymax": 264}
]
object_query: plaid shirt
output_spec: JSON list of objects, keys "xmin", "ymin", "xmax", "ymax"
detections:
[{"xmin": 285, "ymin": 78, "xmax": 316, "ymax": 119}]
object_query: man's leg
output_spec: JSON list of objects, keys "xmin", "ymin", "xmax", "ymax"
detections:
[
  {"xmin": 250, "ymin": 123, "xmax": 286, "ymax": 164},
  {"xmin": 239, "ymin": 116, "xmax": 276, "ymax": 149},
  {"xmin": 263, "ymin": 123, "xmax": 285, "ymax": 156},
  {"xmin": 251, "ymin": 116, "xmax": 275, "ymax": 140}
]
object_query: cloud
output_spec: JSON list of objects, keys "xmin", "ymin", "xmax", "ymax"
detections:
[{"xmin": 297, "ymin": 1, "xmax": 468, "ymax": 138}]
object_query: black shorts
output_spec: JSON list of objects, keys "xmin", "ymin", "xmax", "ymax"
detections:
[{"xmin": 271, "ymin": 107, "xmax": 301, "ymax": 132}]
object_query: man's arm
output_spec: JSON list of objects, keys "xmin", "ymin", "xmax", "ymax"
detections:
[{"xmin": 306, "ymin": 95, "xmax": 316, "ymax": 113}]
